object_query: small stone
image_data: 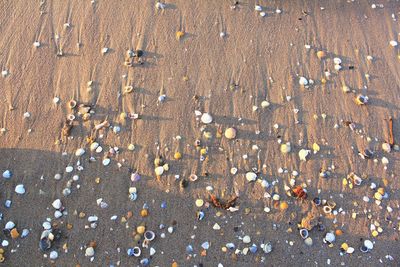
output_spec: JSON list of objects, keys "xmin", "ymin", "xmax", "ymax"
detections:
[
  {"xmin": 10, "ymin": 228, "xmax": 19, "ymax": 239},
  {"xmin": 246, "ymin": 172, "xmax": 257, "ymax": 182},
  {"xmin": 298, "ymin": 149, "xmax": 311, "ymax": 161},
  {"xmin": 2, "ymin": 170, "xmax": 12, "ymax": 179},
  {"xmin": 304, "ymin": 237, "xmax": 313, "ymax": 246},
  {"xmin": 213, "ymin": 223, "xmax": 221, "ymax": 230},
  {"xmin": 137, "ymin": 225, "xmax": 146, "ymax": 235},
  {"xmin": 299, "ymin": 77, "xmax": 308, "ymax": 86},
  {"xmin": 201, "ymin": 113, "xmax": 213, "ymax": 124},
  {"xmin": 280, "ymin": 143, "xmax": 291, "ymax": 154},
  {"xmin": 75, "ymin": 148, "xmax": 85, "ymax": 157},
  {"xmin": 201, "ymin": 241, "xmax": 210, "ymax": 250},
  {"xmin": 382, "ymin": 143, "xmax": 391, "ymax": 153},
  {"xmin": 128, "ymin": 144, "xmax": 135, "ymax": 151}
]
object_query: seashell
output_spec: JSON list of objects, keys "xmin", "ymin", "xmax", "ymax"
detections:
[
  {"xmin": 124, "ymin": 86, "xmax": 133, "ymax": 94},
  {"xmin": 90, "ymin": 142, "xmax": 99, "ymax": 151},
  {"xmin": 323, "ymin": 205, "xmax": 332, "ymax": 214},
  {"xmin": 246, "ymin": 172, "xmax": 257, "ymax": 182},
  {"xmin": 382, "ymin": 143, "xmax": 391, "ymax": 153},
  {"xmin": 224, "ymin": 127, "xmax": 237, "ymax": 139},
  {"xmin": 85, "ymin": 247, "xmax": 95, "ymax": 257},
  {"xmin": 255, "ymin": 5, "xmax": 262, "ymax": 11},
  {"xmin": 144, "ymin": 231, "xmax": 155, "ymax": 241},
  {"xmin": 261, "ymin": 100, "xmax": 270, "ymax": 108},
  {"xmin": 101, "ymin": 47, "xmax": 109, "ymax": 54},
  {"xmin": 316, "ymin": 50, "xmax": 326, "ymax": 59},
  {"xmin": 196, "ymin": 210, "xmax": 205, "ymax": 220},
  {"xmin": 298, "ymin": 149, "xmax": 311, "ymax": 161},
  {"xmin": 195, "ymin": 199, "xmax": 204, "ymax": 207},
  {"xmin": 128, "ymin": 144, "xmax": 135, "ymax": 151},
  {"xmin": 33, "ymin": 41, "xmax": 41, "ymax": 48},
  {"xmin": 280, "ymin": 142, "xmax": 291, "ymax": 154},
  {"xmin": 249, "ymin": 244, "xmax": 258, "ymax": 253},
  {"xmin": 230, "ymin": 167, "xmax": 238, "ymax": 175},
  {"xmin": 201, "ymin": 113, "xmax": 213, "ymax": 124},
  {"xmin": 102, "ymin": 158, "xmax": 111, "ymax": 166},
  {"xmin": 75, "ymin": 148, "xmax": 85, "ymax": 157},
  {"xmin": 49, "ymin": 251, "xmax": 58, "ymax": 260},
  {"xmin": 131, "ymin": 172, "xmax": 141, "ymax": 182},
  {"xmin": 313, "ymin": 197, "xmax": 321, "ymax": 206},
  {"xmin": 346, "ymin": 247, "xmax": 355, "ymax": 254},
  {"xmin": 272, "ymin": 194, "xmax": 280, "ymax": 201},
  {"xmin": 260, "ymin": 12, "xmax": 266, "ymax": 17},
  {"xmin": 95, "ymin": 146, "xmax": 103, "ymax": 153},
  {"xmin": 155, "ymin": 2, "xmax": 166, "ymax": 9},
  {"xmin": 355, "ymin": 94, "xmax": 368, "ymax": 105},
  {"xmin": 67, "ymin": 114, "xmax": 75, "ymax": 121},
  {"xmin": 342, "ymin": 85, "xmax": 350, "ymax": 93},
  {"xmin": 1, "ymin": 70, "xmax": 9, "ymax": 78},
  {"xmin": 52, "ymin": 199, "xmax": 62, "ymax": 209},
  {"xmin": 2, "ymin": 170, "xmax": 12, "ymax": 179},
  {"xmin": 334, "ymin": 64, "xmax": 342, "ymax": 71},
  {"xmin": 68, "ymin": 100, "xmax": 77, "ymax": 109},
  {"xmin": 15, "ymin": 184, "xmax": 25, "ymax": 194},
  {"xmin": 304, "ymin": 237, "xmax": 313, "ymax": 246},
  {"xmin": 389, "ymin": 40, "xmax": 398, "ymax": 47},
  {"xmin": 333, "ymin": 57, "xmax": 342, "ymax": 65},
  {"xmin": 364, "ymin": 240, "xmax": 373, "ymax": 250},
  {"xmin": 299, "ymin": 77, "xmax": 308, "ymax": 86},
  {"xmin": 262, "ymin": 242, "xmax": 272, "ymax": 254},
  {"xmin": 381, "ymin": 157, "xmax": 389, "ymax": 165},
  {"xmin": 189, "ymin": 174, "xmax": 198, "ymax": 182},
  {"xmin": 154, "ymin": 166, "xmax": 164, "ymax": 176},
  {"xmin": 327, "ymin": 200, "xmax": 336, "ymax": 208},
  {"xmin": 173, "ymin": 152, "xmax": 182, "ymax": 160},
  {"xmin": 299, "ymin": 229, "xmax": 309, "ymax": 239},
  {"xmin": 243, "ymin": 235, "xmax": 251, "ymax": 244},
  {"xmin": 279, "ymin": 201, "xmax": 288, "ymax": 210},
  {"xmin": 5, "ymin": 221, "xmax": 15, "ymax": 230},
  {"xmin": 312, "ymin": 143, "xmax": 320, "ymax": 153},
  {"xmin": 324, "ymin": 232, "xmax": 335, "ymax": 243}
]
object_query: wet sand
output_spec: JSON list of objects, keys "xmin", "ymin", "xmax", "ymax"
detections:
[{"xmin": 0, "ymin": 1, "xmax": 400, "ymax": 266}]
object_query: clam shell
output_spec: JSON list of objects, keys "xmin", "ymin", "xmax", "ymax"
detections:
[
  {"xmin": 75, "ymin": 148, "xmax": 85, "ymax": 157},
  {"xmin": 333, "ymin": 57, "xmax": 342, "ymax": 65},
  {"xmin": 52, "ymin": 199, "xmax": 62, "ymax": 209},
  {"xmin": 85, "ymin": 247, "xmax": 95, "ymax": 257},
  {"xmin": 90, "ymin": 142, "xmax": 99, "ymax": 151},
  {"xmin": 102, "ymin": 158, "xmax": 111, "ymax": 166},
  {"xmin": 324, "ymin": 232, "xmax": 335, "ymax": 243},
  {"xmin": 246, "ymin": 172, "xmax": 257, "ymax": 182},
  {"xmin": 364, "ymin": 240, "xmax": 373, "ymax": 250},
  {"xmin": 200, "ymin": 113, "xmax": 213, "ymax": 124}
]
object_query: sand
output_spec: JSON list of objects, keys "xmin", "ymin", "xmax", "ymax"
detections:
[{"xmin": 0, "ymin": 0, "xmax": 400, "ymax": 266}]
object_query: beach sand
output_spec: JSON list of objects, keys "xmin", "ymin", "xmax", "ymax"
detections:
[{"xmin": 0, "ymin": 0, "xmax": 400, "ymax": 266}]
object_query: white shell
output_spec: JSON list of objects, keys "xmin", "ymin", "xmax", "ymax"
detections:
[
  {"xmin": 65, "ymin": 166, "xmax": 73, "ymax": 173},
  {"xmin": 299, "ymin": 149, "xmax": 311, "ymax": 161},
  {"xmin": 52, "ymin": 199, "xmax": 62, "ymax": 209},
  {"xmin": 260, "ymin": 12, "xmax": 266, "ymax": 17},
  {"xmin": 90, "ymin": 142, "xmax": 99, "ymax": 151},
  {"xmin": 230, "ymin": 167, "xmax": 238, "ymax": 175},
  {"xmin": 325, "ymin": 232, "xmax": 335, "ymax": 243},
  {"xmin": 2, "ymin": 170, "xmax": 12, "ymax": 179},
  {"xmin": 382, "ymin": 143, "xmax": 391, "ymax": 153},
  {"xmin": 381, "ymin": 157, "xmax": 389, "ymax": 165},
  {"xmin": 5, "ymin": 221, "xmax": 15, "ymax": 230},
  {"xmin": 33, "ymin": 41, "xmax": 41, "ymax": 48},
  {"xmin": 75, "ymin": 148, "xmax": 85, "ymax": 157},
  {"xmin": 334, "ymin": 64, "xmax": 342, "ymax": 71},
  {"xmin": 15, "ymin": 184, "xmax": 26, "ymax": 194},
  {"xmin": 255, "ymin": 5, "xmax": 262, "ymax": 11},
  {"xmin": 95, "ymin": 146, "xmax": 103, "ymax": 153},
  {"xmin": 155, "ymin": 2, "xmax": 166, "ymax": 9},
  {"xmin": 102, "ymin": 158, "xmax": 111, "ymax": 166},
  {"xmin": 364, "ymin": 240, "xmax": 373, "ymax": 250},
  {"xmin": 245, "ymin": 172, "xmax": 257, "ymax": 182},
  {"xmin": 390, "ymin": 40, "xmax": 398, "ymax": 47},
  {"xmin": 155, "ymin": 166, "xmax": 164, "ymax": 176},
  {"xmin": 261, "ymin": 100, "xmax": 270, "ymax": 108},
  {"xmin": 346, "ymin": 247, "xmax": 355, "ymax": 254},
  {"xmin": 49, "ymin": 251, "xmax": 58, "ymax": 260},
  {"xmin": 201, "ymin": 113, "xmax": 213, "ymax": 124},
  {"xmin": 101, "ymin": 47, "xmax": 109, "ymax": 54},
  {"xmin": 54, "ymin": 210, "xmax": 63, "ymax": 218},
  {"xmin": 1, "ymin": 70, "xmax": 9, "ymax": 78},
  {"xmin": 243, "ymin": 235, "xmax": 251, "ymax": 243},
  {"xmin": 333, "ymin": 57, "xmax": 342, "ymax": 65},
  {"xmin": 85, "ymin": 247, "xmax": 95, "ymax": 257},
  {"xmin": 299, "ymin": 77, "xmax": 308, "ymax": 86}
]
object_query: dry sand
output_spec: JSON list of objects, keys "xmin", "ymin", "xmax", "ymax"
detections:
[{"xmin": 0, "ymin": 0, "xmax": 400, "ymax": 266}]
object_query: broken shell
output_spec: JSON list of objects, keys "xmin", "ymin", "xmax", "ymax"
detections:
[
  {"xmin": 67, "ymin": 114, "xmax": 75, "ymax": 121},
  {"xmin": 262, "ymin": 242, "xmax": 272, "ymax": 254},
  {"xmin": 68, "ymin": 100, "xmax": 77, "ymax": 109},
  {"xmin": 298, "ymin": 149, "xmax": 311, "ymax": 161},
  {"xmin": 15, "ymin": 184, "xmax": 25, "ymax": 194},
  {"xmin": 189, "ymin": 174, "xmax": 198, "ymax": 182},
  {"xmin": 90, "ymin": 142, "xmax": 99, "ymax": 151},
  {"xmin": 389, "ymin": 40, "xmax": 398, "ymax": 47},
  {"xmin": 323, "ymin": 206, "xmax": 332, "ymax": 214},
  {"xmin": 102, "ymin": 158, "xmax": 111, "ymax": 166},
  {"xmin": 246, "ymin": 172, "xmax": 257, "ymax": 182},
  {"xmin": 333, "ymin": 57, "xmax": 342, "ymax": 65},
  {"xmin": 261, "ymin": 100, "xmax": 270, "ymax": 108},
  {"xmin": 224, "ymin": 127, "xmax": 237, "ymax": 139},
  {"xmin": 355, "ymin": 94, "xmax": 368, "ymax": 105},
  {"xmin": 85, "ymin": 247, "xmax": 95, "ymax": 257},
  {"xmin": 364, "ymin": 240, "xmax": 373, "ymax": 250},
  {"xmin": 324, "ymin": 232, "xmax": 335, "ymax": 243},
  {"xmin": 230, "ymin": 167, "xmax": 238, "ymax": 175},
  {"xmin": 279, "ymin": 201, "xmax": 288, "ymax": 210},
  {"xmin": 201, "ymin": 113, "xmax": 213, "ymax": 124},
  {"xmin": 304, "ymin": 237, "xmax": 313, "ymax": 246},
  {"xmin": 299, "ymin": 229, "xmax": 309, "ymax": 239},
  {"xmin": 130, "ymin": 172, "xmax": 141, "ymax": 182}
]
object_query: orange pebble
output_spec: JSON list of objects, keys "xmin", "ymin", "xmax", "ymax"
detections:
[
  {"xmin": 10, "ymin": 228, "xmax": 19, "ymax": 239},
  {"xmin": 279, "ymin": 201, "xmax": 289, "ymax": 210},
  {"xmin": 171, "ymin": 262, "xmax": 178, "ymax": 267},
  {"xmin": 140, "ymin": 209, "xmax": 149, "ymax": 217},
  {"xmin": 126, "ymin": 211, "xmax": 133, "ymax": 219},
  {"xmin": 335, "ymin": 229, "xmax": 343, "ymax": 236}
]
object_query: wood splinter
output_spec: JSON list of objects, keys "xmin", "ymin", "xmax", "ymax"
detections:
[{"xmin": 388, "ymin": 116, "xmax": 395, "ymax": 147}]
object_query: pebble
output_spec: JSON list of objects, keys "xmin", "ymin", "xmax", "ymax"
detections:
[
  {"xmin": 200, "ymin": 113, "xmax": 213, "ymax": 124},
  {"xmin": 246, "ymin": 172, "xmax": 257, "ymax": 182},
  {"xmin": 52, "ymin": 199, "xmax": 62, "ymax": 209},
  {"xmin": 201, "ymin": 241, "xmax": 210, "ymax": 250},
  {"xmin": 85, "ymin": 247, "xmax": 95, "ymax": 257},
  {"xmin": 242, "ymin": 235, "xmax": 251, "ymax": 243},
  {"xmin": 195, "ymin": 199, "xmax": 204, "ymax": 207},
  {"xmin": 49, "ymin": 251, "xmax": 58, "ymax": 260}
]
